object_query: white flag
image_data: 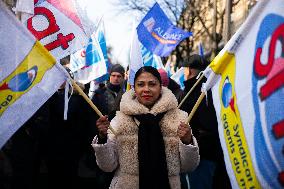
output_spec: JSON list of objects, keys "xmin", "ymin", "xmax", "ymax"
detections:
[
  {"xmin": 0, "ymin": 2, "xmax": 67, "ymax": 149},
  {"xmin": 129, "ymin": 27, "xmax": 144, "ymax": 86},
  {"xmin": 202, "ymin": 1, "xmax": 284, "ymax": 188}
]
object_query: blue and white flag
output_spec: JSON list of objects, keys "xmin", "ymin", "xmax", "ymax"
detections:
[
  {"xmin": 94, "ymin": 20, "xmax": 110, "ymax": 83},
  {"xmin": 70, "ymin": 18, "xmax": 108, "ymax": 84},
  {"xmin": 129, "ymin": 26, "xmax": 167, "ymax": 86},
  {"xmin": 170, "ymin": 67, "xmax": 185, "ymax": 90},
  {"xmin": 141, "ymin": 45, "xmax": 164, "ymax": 69},
  {"xmin": 165, "ymin": 59, "xmax": 174, "ymax": 77},
  {"xmin": 137, "ymin": 2, "xmax": 192, "ymax": 57},
  {"xmin": 70, "ymin": 48, "xmax": 86, "ymax": 72},
  {"xmin": 96, "ymin": 21, "xmax": 109, "ymax": 65},
  {"xmin": 71, "ymin": 33, "xmax": 107, "ymax": 84}
]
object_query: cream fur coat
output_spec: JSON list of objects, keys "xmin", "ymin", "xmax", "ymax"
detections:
[{"xmin": 92, "ymin": 87, "xmax": 200, "ymax": 189}]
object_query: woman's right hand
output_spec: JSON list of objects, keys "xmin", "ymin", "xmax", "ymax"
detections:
[{"xmin": 96, "ymin": 115, "xmax": 110, "ymax": 139}]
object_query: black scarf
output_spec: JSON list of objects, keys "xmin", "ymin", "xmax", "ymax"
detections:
[{"xmin": 134, "ymin": 112, "xmax": 171, "ymax": 189}]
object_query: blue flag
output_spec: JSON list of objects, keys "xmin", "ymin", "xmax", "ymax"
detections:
[{"xmin": 137, "ymin": 2, "xmax": 192, "ymax": 57}]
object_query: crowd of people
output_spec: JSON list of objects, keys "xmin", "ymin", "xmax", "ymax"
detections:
[{"xmin": 0, "ymin": 54, "xmax": 232, "ymax": 189}]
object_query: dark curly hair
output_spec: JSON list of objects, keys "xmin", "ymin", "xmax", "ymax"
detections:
[{"xmin": 134, "ymin": 66, "xmax": 162, "ymax": 85}]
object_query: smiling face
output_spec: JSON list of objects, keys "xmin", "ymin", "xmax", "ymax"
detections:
[{"xmin": 134, "ymin": 72, "xmax": 162, "ymax": 109}]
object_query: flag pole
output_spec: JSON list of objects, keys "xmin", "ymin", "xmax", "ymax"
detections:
[
  {"xmin": 186, "ymin": 92, "xmax": 206, "ymax": 124},
  {"xmin": 178, "ymin": 74, "xmax": 204, "ymax": 108},
  {"xmin": 71, "ymin": 79, "xmax": 117, "ymax": 135}
]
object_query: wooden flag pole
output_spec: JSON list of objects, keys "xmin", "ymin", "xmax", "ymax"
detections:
[
  {"xmin": 178, "ymin": 74, "xmax": 204, "ymax": 108},
  {"xmin": 186, "ymin": 92, "xmax": 206, "ymax": 124},
  {"xmin": 71, "ymin": 79, "xmax": 117, "ymax": 135}
]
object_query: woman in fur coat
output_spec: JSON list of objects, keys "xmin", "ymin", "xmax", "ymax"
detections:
[{"xmin": 92, "ymin": 66, "xmax": 200, "ymax": 189}]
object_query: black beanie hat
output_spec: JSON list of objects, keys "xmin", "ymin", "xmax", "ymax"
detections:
[
  {"xmin": 110, "ymin": 64, "xmax": 125, "ymax": 76},
  {"xmin": 180, "ymin": 54, "xmax": 208, "ymax": 70}
]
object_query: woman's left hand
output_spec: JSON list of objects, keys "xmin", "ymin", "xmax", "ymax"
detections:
[{"xmin": 177, "ymin": 122, "xmax": 193, "ymax": 145}]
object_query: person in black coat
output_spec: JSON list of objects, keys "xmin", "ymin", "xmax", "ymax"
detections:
[
  {"xmin": 179, "ymin": 54, "xmax": 231, "ymax": 189},
  {"xmin": 46, "ymin": 82, "xmax": 97, "ymax": 189},
  {"xmin": 4, "ymin": 101, "xmax": 50, "ymax": 189},
  {"xmin": 92, "ymin": 64, "xmax": 125, "ymax": 121}
]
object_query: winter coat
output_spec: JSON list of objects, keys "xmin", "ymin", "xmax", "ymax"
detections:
[{"xmin": 92, "ymin": 87, "xmax": 200, "ymax": 189}]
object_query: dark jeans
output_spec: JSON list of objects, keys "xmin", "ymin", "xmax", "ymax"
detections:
[{"xmin": 188, "ymin": 160, "xmax": 216, "ymax": 189}]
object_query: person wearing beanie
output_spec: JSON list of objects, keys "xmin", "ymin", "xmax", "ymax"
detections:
[
  {"xmin": 179, "ymin": 54, "xmax": 231, "ymax": 189},
  {"xmin": 110, "ymin": 64, "xmax": 125, "ymax": 77},
  {"xmin": 92, "ymin": 63, "xmax": 125, "ymax": 120}
]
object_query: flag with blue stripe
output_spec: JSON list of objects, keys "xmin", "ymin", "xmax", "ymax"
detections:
[
  {"xmin": 94, "ymin": 20, "xmax": 110, "ymax": 82},
  {"xmin": 71, "ymin": 33, "xmax": 107, "ymax": 84}
]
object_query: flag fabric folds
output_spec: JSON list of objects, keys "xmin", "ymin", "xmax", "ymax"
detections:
[
  {"xmin": 164, "ymin": 59, "xmax": 174, "ymax": 77},
  {"xmin": 70, "ymin": 19, "xmax": 108, "ymax": 84},
  {"xmin": 15, "ymin": 0, "xmax": 34, "ymax": 23},
  {"xmin": 137, "ymin": 2, "xmax": 192, "ymax": 57},
  {"xmin": 141, "ymin": 45, "xmax": 165, "ymax": 70},
  {"xmin": 25, "ymin": 0, "xmax": 94, "ymax": 60},
  {"xmin": 129, "ymin": 29, "xmax": 166, "ymax": 87},
  {"xmin": 96, "ymin": 20, "xmax": 109, "ymax": 67},
  {"xmin": 170, "ymin": 67, "xmax": 185, "ymax": 90},
  {"xmin": 93, "ymin": 19, "xmax": 110, "ymax": 83},
  {"xmin": 202, "ymin": 0, "xmax": 284, "ymax": 188},
  {"xmin": 129, "ymin": 22, "xmax": 167, "ymax": 87},
  {"xmin": 129, "ymin": 28, "xmax": 144, "ymax": 86},
  {"xmin": 0, "ymin": 2, "xmax": 67, "ymax": 149},
  {"xmin": 71, "ymin": 33, "xmax": 107, "ymax": 84},
  {"xmin": 70, "ymin": 48, "xmax": 87, "ymax": 72}
]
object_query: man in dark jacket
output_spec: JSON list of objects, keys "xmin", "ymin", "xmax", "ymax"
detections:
[
  {"xmin": 180, "ymin": 54, "xmax": 231, "ymax": 189},
  {"xmin": 92, "ymin": 64, "xmax": 125, "ymax": 120}
]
